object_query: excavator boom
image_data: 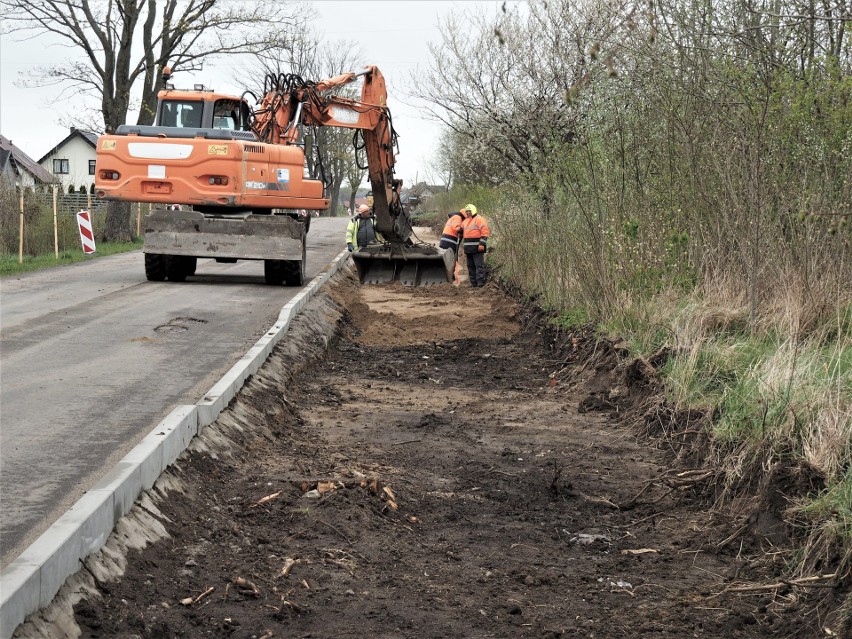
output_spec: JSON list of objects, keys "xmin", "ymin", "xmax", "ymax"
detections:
[{"xmin": 252, "ymin": 66, "xmax": 452, "ymax": 284}]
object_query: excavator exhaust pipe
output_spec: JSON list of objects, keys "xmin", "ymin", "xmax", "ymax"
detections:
[{"xmin": 351, "ymin": 245, "xmax": 455, "ymax": 286}]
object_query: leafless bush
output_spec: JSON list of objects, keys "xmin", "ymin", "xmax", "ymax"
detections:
[{"xmin": 421, "ymin": 0, "xmax": 850, "ymax": 331}]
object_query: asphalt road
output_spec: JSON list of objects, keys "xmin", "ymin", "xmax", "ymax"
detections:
[{"xmin": 0, "ymin": 216, "xmax": 348, "ymax": 569}]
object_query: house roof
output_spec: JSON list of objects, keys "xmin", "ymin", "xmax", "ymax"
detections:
[
  {"xmin": 37, "ymin": 127, "xmax": 100, "ymax": 163},
  {"xmin": 0, "ymin": 134, "xmax": 58, "ymax": 183},
  {"xmin": 403, "ymin": 182, "xmax": 445, "ymax": 198}
]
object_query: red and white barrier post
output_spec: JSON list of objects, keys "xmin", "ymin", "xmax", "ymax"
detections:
[{"xmin": 76, "ymin": 210, "xmax": 97, "ymax": 254}]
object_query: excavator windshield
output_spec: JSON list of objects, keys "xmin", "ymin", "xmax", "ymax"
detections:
[{"xmin": 159, "ymin": 100, "xmax": 204, "ymax": 128}]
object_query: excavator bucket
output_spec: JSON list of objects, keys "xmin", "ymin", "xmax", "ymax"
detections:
[{"xmin": 351, "ymin": 245, "xmax": 455, "ymax": 286}]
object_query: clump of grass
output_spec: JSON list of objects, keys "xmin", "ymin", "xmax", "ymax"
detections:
[
  {"xmin": 795, "ymin": 468, "xmax": 851, "ymax": 600},
  {"xmin": 656, "ymin": 283, "xmax": 852, "ymax": 573}
]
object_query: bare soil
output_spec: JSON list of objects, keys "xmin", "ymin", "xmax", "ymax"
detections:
[{"xmin": 26, "ymin": 267, "xmax": 847, "ymax": 638}]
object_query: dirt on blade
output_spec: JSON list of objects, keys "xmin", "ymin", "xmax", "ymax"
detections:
[{"xmin": 38, "ymin": 270, "xmax": 844, "ymax": 639}]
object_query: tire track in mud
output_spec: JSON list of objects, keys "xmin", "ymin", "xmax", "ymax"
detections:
[{"xmin": 17, "ymin": 267, "xmax": 838, "ymax": 638}]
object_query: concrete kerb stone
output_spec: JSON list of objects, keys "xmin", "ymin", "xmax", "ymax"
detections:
[
  {"xmin": 0, "ymin": 405, "xmax": 197, "ymax": 639},
  {"xmin": 159, "ymin": 405, "xmax": 198, "ymax": 468},
  {"xmin": 0, "ymin": 248, "xmax": 350, "ymax": 639},
  {"xmin": 0, "ymin": 562, "xmax": 39, "ymax": 639}
]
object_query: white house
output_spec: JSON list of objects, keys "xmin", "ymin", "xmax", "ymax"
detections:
[
  {"xmin": 38, "ymin": 128, "xmax": 100, "ymax": 191},
  {"xmin": 0, "ymin": 134, "xmax": 58, "ymax": 189}
]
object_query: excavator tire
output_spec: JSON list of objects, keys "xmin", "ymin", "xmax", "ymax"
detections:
[
  {"xmin": 282, "ymin": 234, "xmax": 307, "ymax": 286},
  {"xmin": 184, "ymin": 257, "xmax": 197, "ymax": 277},
  {"xmin": 144, "ymin": 253, "xmax": 167, "ymax": 281},
  {"xmin": 264, "ymin": 259, "xmax": 286, "ymax": 285},
  {"xmin": 165, "ymin": 255, "xmax": 187, "ymax": 282},
  {"xmin": 282, "ymin": 259, "xmax": 305, "ymax": 286}
]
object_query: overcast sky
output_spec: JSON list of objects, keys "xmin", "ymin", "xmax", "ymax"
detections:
[{"xmin": 0, "ymin": 0, "xmax": 501, "ymax": 188}]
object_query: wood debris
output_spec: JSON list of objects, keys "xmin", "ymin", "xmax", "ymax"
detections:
[
  {"xmin": 278, "ymin": 596, "xmax": 303, "ymax": 613},
  {"xmin": 621, "ymin": 548, "xmax": 659, "ymax": 555},
  {"xmin": 361, "ymin": 478, "xmax": 381, "ymax": 494},
  {"xmin": 317, "ymin": 481, "xmax": 338, "ymax": 495},
  {"xmin": 180, "ymin": 586, "xmax": 214, "ymax": 606},
  {"xmin": 281, "ymin": 557, "xmax": 299, "ymax": 577},
  {"xmin": 233, "ymin": 576, "xmax": 261, "ymax": 597},
  {"xmin": 722, "ymin": 573, "xmax": 837, "ymax": 593},
  {"xmin": 252, "ymin": 491, "xmax": 282, "ymax": 507}
]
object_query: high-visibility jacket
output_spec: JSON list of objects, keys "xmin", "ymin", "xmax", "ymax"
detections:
[
  {"xmin": 346, "ymin": 215, "xmax": 382, "ymax": 247},
  {"xmin": 439, "ymin": 212, "xmax": 464, "ymax": 251},
  {"xmin": 461, "ymin": 214, "xmax": 490, "ymax": 254}
]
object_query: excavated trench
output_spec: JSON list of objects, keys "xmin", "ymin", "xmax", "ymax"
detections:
[{"xmin": 16, "ymin": 266, "xmax": 848, "ymax": 639}]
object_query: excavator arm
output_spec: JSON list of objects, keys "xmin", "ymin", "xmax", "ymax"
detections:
[
  {"xmin": 250, "ymin": 65, "xmax": 453, "ymax": 284},
  {"xmin": 252, "ymin": 66, "xmax": 410, "ymax": 244}
]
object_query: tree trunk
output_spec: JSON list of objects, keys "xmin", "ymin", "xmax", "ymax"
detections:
[
  {"xmin": 348, "ymin": 191, "xmax": 357, "ymax": 217},
  {"xmin": 102, "ymin": 201, "xmax": 134, "ymax": 242},
  {"xmin": 328, "ymin": 175, "xmax": 345, "ymax": 218}
]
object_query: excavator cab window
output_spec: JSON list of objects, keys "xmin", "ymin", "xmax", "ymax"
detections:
[
  {"xmin": 213, "ymin": 99, "xmax": 241, "ymax": 130},
  {"xmin": 159, "ymin": 100, "xmax": 204, "ymax": 128}
]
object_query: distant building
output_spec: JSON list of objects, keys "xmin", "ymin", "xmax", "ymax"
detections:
[
  {"xmin": 0, "ymin": 134, "xmax": 58, "ymax": 189},
  {"xmin": 38, "ymin": 127, "xmax": 101, "ymax": 190},
  {"xmin": 401, "ymin": 182, "xmax": 446, "ymax": 210}
]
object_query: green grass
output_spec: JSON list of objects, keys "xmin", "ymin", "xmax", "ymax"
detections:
[
  {"xmin": 598, "ymin": 291, "xmax": 851, "ymax": 571},
  {"xmin": 798, "ymin": 468, "xmax": 852, "ymax": 568},
  {"xmin": 802, "ymin": 468, "xmax": 852, "ymax": 525},
  {"xmin": 0, "ymin": 239, "xmax": 143, "ymax": 276},
  {"xmin": 549, "ymin": 305, "xmax": 592, "ymax": 329}
]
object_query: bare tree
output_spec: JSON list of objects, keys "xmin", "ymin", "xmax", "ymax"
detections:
[
  {"xmin": 3, "ymin": 0, "xmax": 304, "ymax": 240},
  {"xmin": 412, "ymin": 2, "xmax": 628, "ymax": 194},
  {"xmin": 344, "ymin": 156, "xmax": 366, "ymax": 218}
]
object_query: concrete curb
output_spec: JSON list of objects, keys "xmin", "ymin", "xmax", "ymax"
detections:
[{"xmin": 0, "ymin": 250, "xmax": 351, "ymax": 639}]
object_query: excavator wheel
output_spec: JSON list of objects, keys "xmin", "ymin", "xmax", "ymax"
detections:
[
  {"xmin": 264, "ymin": 259, "xmax": 286, "ymax": 285},
  {"xmin": 144, "ymin": 253, "xmax": 167, "ymax": 281},
  {"xmin": 165, "ymin": 255, "xmax": 188, "ymax": 282},
  {"xmin": 184, "ymin": 257, "xmax": 197, "ymax": 277},
  {"xmin": 282, "ymin": 259, "xmax": 305, "ymax": 286},
  {"xmin": 282, "ymin": 234, "xmax": 307, "ymax": 286}
]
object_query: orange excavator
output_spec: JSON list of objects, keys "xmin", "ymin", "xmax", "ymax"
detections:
[{"xmin": 94, "ymin": 65, "xmax": 453, "ymax": 285}]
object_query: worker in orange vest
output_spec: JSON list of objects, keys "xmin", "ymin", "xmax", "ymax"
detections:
[
  {"xmin": 439, "ymin": 209, "xmax": 465, "ymax": 284},
  {"xmin": 461, "ymin": 203, "xmax": 490, "ymax": 287}
]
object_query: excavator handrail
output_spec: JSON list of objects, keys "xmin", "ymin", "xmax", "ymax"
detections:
[{"xmin": 114, "ymin": 124, "xmax": 259, "ymax": 141}]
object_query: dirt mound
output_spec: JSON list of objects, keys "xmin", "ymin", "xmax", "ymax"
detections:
[
  {"xmin": 333, "ymin": 280, "xmax": 520, "ymax": 347},
  {"xmin": 16, "ymin": 267, "xmax": 848, "ymax": 638}
]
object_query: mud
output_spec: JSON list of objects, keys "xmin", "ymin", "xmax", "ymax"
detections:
[{"xmin": 16, "ymin": 267, "xmax": 848, "ymax": 639}]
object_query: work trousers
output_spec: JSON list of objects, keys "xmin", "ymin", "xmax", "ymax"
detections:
[{"xmin": 466, "ymin": 251, "xmax": 486, "ymax": 287}]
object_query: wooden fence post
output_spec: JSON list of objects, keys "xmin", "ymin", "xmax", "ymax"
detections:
[
  {"xmin": 52, "ymin": 185, "xmax": 59, "ymax": 259},
  {"xmin": 18, "ymin": 190, "xmax": 24, "ymax": 264},
  {"xmin": 136, "ymin": 202, "xmax": 142, "ymax": 237}
]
